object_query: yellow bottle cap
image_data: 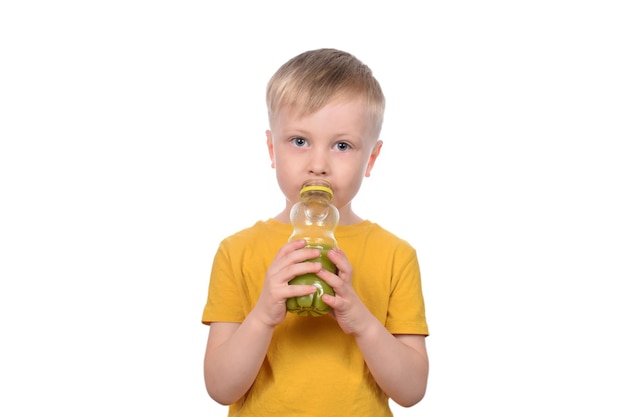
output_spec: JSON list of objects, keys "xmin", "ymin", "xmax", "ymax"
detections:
[{"xmin": 300, "ymin": 184, "xmax": 333, "ymax": 199}]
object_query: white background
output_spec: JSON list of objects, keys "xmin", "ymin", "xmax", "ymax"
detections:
[{"xmin": 1, "ymin": 1, "xmax": 625, "ymax": 415}]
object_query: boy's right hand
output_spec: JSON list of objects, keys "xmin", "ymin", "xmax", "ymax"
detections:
[{"xmin": 251, "ymin": 239, "xmax": 322, "ymax": 328}]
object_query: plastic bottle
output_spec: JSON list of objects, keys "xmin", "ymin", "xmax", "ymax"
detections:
[{"xmin": 286, "ymin": 179, "xmax": 340, "ymax": 316}]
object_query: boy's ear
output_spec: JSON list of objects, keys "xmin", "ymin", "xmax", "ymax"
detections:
[
  {"xmin": 266, "ymin": 130, "xmax": 276, "ymax": 169},
  {"xmin": 365, "ymin": 140, "xmax": 383, "ymax": 177}
]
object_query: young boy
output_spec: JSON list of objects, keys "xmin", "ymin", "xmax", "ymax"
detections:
[{"xmin": 202, "ymin": 48, "xmax": 429, "ymax": 417}]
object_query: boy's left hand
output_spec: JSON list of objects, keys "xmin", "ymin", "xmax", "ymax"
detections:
[{"xmin": 318, "ymin": 247, "xmax": 375, "ymax": 336}]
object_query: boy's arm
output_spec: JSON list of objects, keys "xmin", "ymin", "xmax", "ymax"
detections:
[
  {"xmin": 355, "ymin": 327, "xmax": 429, "ymax": 407},
  {"xmin": 203, "ymin": 320, "xmax": 273, "ymax": 405},
  {"xmin": 320, "ymin": 247, "xmax": 429, "ymax": 406},
  {"xmin": 325, "ymin": 298, "xmax": 429, "ymax": 406},
  {"xmin": 203, "ymin": 240, "xmax": 324, "ymax": 405}
]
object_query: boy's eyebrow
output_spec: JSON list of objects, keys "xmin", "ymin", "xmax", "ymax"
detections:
[{"xmin": 279, "ymin": 126, "xmax": 311, "ymax": 136}]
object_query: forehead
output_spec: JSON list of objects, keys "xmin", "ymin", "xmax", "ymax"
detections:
[
  {"xmin": 274, "ymin": 96, "xmax": 365, "ymax": 124},
  {"xmin": 272, "ymin": 97, "xmax": 378, "ymax": 141}
]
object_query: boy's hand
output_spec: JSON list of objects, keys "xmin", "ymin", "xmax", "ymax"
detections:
[
  {"xmin": 251, "ymin": 239, "xmax": 322, "ymax": 328},
  {"xmin": 319, "ymin": 247, "xmax": 376, "ymax": 336}
]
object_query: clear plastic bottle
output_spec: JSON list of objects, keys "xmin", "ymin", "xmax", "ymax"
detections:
[{"xmin": 286, "ymin": 179, "xmax": 340, "ymax": 316}]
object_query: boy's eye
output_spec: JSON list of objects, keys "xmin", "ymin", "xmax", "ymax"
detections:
[
  {"xmin": 291, "ymin": 137, "xmax": 308, "ymax": 147},
  {"xmin": 335, "ymin": 141, "xmax": 351, "ymax": 151}
]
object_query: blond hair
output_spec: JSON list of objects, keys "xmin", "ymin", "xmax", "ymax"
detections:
[{"xmin": 266, "ymin": 48, "xmax": 385, "ymax": 138}]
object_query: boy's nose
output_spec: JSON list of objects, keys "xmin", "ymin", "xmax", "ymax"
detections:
[{"xmin": 307, "ymin": 149, "xmax": 329, "ymax": 175}]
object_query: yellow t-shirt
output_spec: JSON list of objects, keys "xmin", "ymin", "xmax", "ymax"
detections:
[{"xmin": 202, "ymin": 219, "xmax": 428, "ymax": 417}]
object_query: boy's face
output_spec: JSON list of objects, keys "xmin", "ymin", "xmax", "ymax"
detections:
[{"xmin": 266, "ymin": 97, "xmax": 382, "ymax": 221}]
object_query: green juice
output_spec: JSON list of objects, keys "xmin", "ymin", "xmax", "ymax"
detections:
[{"xmin": 286, "ymin": 246, "xmax": 336, "ymax": 317}]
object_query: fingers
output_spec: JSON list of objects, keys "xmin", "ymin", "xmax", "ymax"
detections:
[
  {"xmin": 316, "ymin": 247, "xmax": 354, "ymax": 311},
  {"xmin": 286, "ymin": 283, "xmax": 318, "ymax": 298},
  {"xmin": 280, "ymin": 254, "xmax": 325, "ymax": 284},
  {"xmin": 255, "ymin": 241, "xmax": 324, "ymax": 326},
  {"xmin": 319, "ymin": 247, "xmax": 351, "ymax": 286},
  {"xmin": 327, "ymin": 247, "xmax": 351, "ymax": 278},
  {"xmin": 276, "ymin": 240, "xmax": 322, "ymax": 270},
  {"xmin": 265, "ymin": 240, "xmax": 326, "ymax": 298},
  {"xmin": 267, "ymin": 242, "xmax": 320, "ymax": 283}
]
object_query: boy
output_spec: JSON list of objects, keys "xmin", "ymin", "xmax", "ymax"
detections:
[{"xmin": 202, "ymin": 48, "xmax": 429, "ymax": 417}]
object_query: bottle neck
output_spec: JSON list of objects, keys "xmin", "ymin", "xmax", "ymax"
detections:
[{"xmin": 301, "ymin": 190, "xmax": 332, "ymax": 204}]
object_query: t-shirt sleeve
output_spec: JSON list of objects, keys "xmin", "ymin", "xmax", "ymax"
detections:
[
  {"xmin": 385, "ymin": 246, "xmax": 429, "ymax": 336},
  {"xmin": 201, "ymin": 240, "xmax": 246, "ymax": 325}
]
